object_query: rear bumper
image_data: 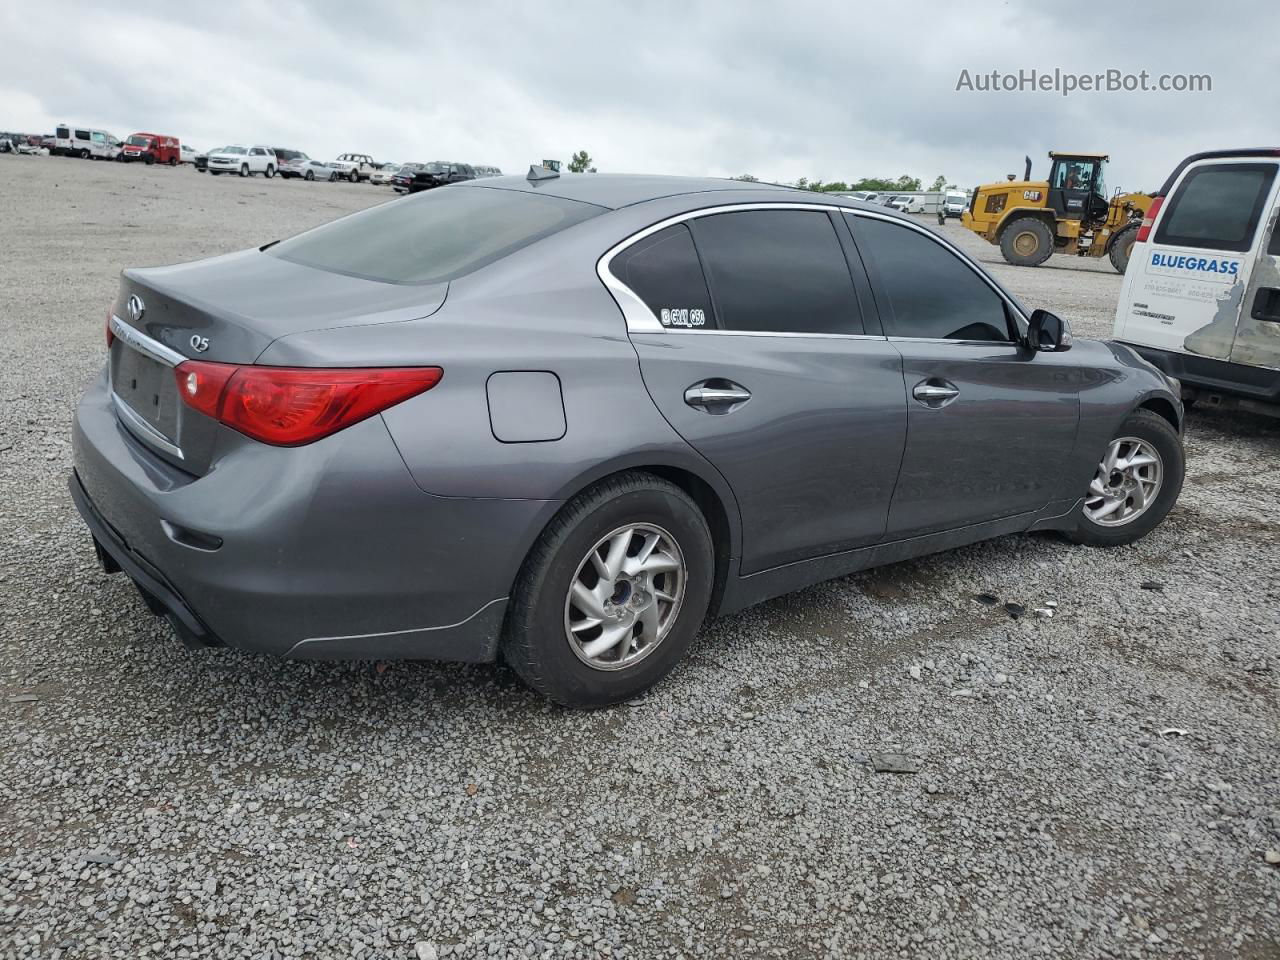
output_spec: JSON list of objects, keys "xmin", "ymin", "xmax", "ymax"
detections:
[
  {"xmin": 1117, "ymin": 342, "xmax": 1280, "ymax": 411},
  {"xmin": 69, "ymin": 370, "xmax": 550, "ymax": 661}
]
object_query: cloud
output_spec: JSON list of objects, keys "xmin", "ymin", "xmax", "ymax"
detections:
[{"xmin": 3, "ymin": 0, "xmax": 1276, "ymax": 190}]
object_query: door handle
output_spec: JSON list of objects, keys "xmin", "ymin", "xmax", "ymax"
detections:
[
  {"xmin": 684, "ymin": 382, "xmax": 751, "ymax": 409},
  {"xmin": 912, "ymin": 380, "xmax": 960, "ymax": 406},
  {"xmin": 1251, "ymin": 287, "xmax": 1280, "ymax": 323}
]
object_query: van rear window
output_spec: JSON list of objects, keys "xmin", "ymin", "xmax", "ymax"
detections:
[
  {"xmin": 268, "ymin": 185, "xmax": 603, "ymax": 284},
  {"xmin": 1155, "ymin": 163, "xmax": 1277, "ymax": 253}
]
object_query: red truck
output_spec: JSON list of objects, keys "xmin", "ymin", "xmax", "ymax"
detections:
[{"xmin": 119, "ymin": 132, "xmax": 181, "ymax": 166}]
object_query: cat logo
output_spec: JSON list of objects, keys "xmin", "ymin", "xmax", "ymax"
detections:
[{"xmin": 1023, "ymin": 190, "xmax": 1042, "ymax": 201}]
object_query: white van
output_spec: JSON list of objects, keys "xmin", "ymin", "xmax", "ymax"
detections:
[
  {"xmin": 942, "ymin": 190, "xmax": 968, "ymax": 218},
  {"xmin": 1113, "ymin": 149, "xmax": 1280, "ymax": 416},
  {"xmin": 54, "ymin": 124, "xmax": 121, "ymax": 160}
]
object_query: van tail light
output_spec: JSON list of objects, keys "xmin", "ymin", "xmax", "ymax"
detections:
[
  {"xmin": 174, "ymin": 362, "xmax": 442, "ymax": 446},
  {"xmin": 106, "ymin": 310, "xmax": 115, "ymax": 348},
  {"xmin": 1135, "ymin": 196, "xmax": 1164, "ymax": 244}
]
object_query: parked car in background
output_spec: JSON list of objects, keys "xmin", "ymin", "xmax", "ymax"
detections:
[
  {"xmin": 408, "ymin": 161, "xmax": 476, "ymax": 193},
  {"xmin": 54, "ymin": 124, "xmax": 121, "ymax": 160},
  {"xmin": 943, "ymin": 190, "xmax": 968, "ymax": 218},
  {"xmin": 73, "ymin": 173, "xmax": 1184, "ymax": 708},
  {"xmin": 474, "ymin": 165, "xmax": 503, "ymax": 178},
  {"xmin": 179, "ymin": 144, "xmax": 197, "ymax": 165},
  {"xmin": 119, "ymin": 133, "xmax": 182, "ymax": 166},
  {"xmin": 1113, "ymin": 148, "xmax": 1280, "ymax": 417},
  {"xmin": 390, "ymin": 163, "xmax": 422, "ymax": 192},
  {"xmin": 330, "ymin": 153, "xmax": 378, "ymax": 182},
  {"xmin": 280, "ymin": 152, "xmax": 337, "ymax": 181},
  {"xmin": 370, "ymin": 163, "xmax": 401, "ymax": 185},
  {"xmin": 887, "ymin": 195, "xmax": 925, "ymax": 214},
  {"xmin": 207, "ymin": 145, "xmax": 277, "ymax": 178},
  {"xmin": 193, "ymin": 147, "xmax": 220, "ymax": 172}
]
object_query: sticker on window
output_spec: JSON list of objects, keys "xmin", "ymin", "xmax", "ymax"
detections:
[{"xmin": 659, "ymin": 307, "xmax": 707, "ymax": 328}]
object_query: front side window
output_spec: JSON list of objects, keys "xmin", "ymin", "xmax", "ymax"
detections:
[
  {"xmin": 691, "ymin": 210, "xmax": 863, "ymax": 335},
  {"xmin": 1155, "ymin": 163, "xmax": 1278, "ymax": 253},
  {"xmin": 852, "ymin": 216, "xmax": 1011, "ymax": 342},
  {"xmin": 269, "ymin": 185, "xmax": 603, "ymax": 284},
  {"xmin": 91, "ymin": 133, "xmax": 105, "ymax": 143},
  {"xmin": 609, "ymin": 224, "xmax": 715, "ymax": 329}
]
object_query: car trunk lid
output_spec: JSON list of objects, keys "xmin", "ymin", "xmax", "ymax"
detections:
[{"xmin": 108, "ymin": 249, "xmax": 447, "ymax": 475}]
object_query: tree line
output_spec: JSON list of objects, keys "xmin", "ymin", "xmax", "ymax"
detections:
[{"xmin": 733, "ymin": 174, "xmax": 959, "ymax": 193}]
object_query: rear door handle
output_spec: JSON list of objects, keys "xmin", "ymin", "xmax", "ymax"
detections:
[
  {"xmin": 684, "ymin": 382, "xmax": 751, "ymax": 409},
  {"xmin": 1251, "ymin": 287, "xmax": 1280, "ymax": 323},
  {"xmin": 912, "ymin": 380, "xmax": 960, "ymax": 406}
]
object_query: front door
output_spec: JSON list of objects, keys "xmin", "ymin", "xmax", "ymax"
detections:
[
  {"xmin": 848, "ymin": 213, "xmax": 1081, "ymax": 537},
  {"xmin": 1049, "ymin": 157, "xmax": 1098, "ymax": 222},
  {"xmin": 610, "ymin": 207, "xmax": 908, "ymax": 574}
]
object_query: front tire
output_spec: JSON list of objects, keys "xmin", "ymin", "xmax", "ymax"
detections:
[
  {"xmin": 1000, "ymin": 217, "xmax": 1055, "ymax": 267},
  {"xmin": 239, "ymin": 163, "xmax": 249, "ymax": 177},
  {"xmin": 1109, "ymin": 222, "xmax": 1140, "ymax": 274},
  {"xmin": 349, "ymin": 170, "xmax": 358, "ymax": 183},
  {"xmin": 503, "ymin": 473, "xmax": 714, "ymax": 708},
  {"xmin": 1065, "ymin": 409, "xmax": 1184, "ymax": 547}
]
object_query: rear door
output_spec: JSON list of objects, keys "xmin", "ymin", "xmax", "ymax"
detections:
[
  {"xmin": 611, "ymin": 205, "xmax": 907, "ymax": 574},
  {"xmin": 1115, "ymin": 160, "xmax": 1279, "ymax": 360},
  {"xmin": 1230, "ymin": 176, "xmax": 1280, "ymax": 368},
  {"xmin": 848, "ymin": 212, "xmax": 1081, "ymax": 537}
]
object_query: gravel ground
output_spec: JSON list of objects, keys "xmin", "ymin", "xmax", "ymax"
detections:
[{"xmin": 1, "ymin": 157, "xmax": 1277, "ymax": 960}]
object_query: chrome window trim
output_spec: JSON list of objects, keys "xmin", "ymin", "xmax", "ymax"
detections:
[
  {"xmin": 844, "ymin": 209, "xmax": 1031, "ymax": 336},
  {"xmin": 109, "ymin": 314, "xmax": 187, "ymax": 367},
  {"xmin": 596, "ymin": 201, "xmax": 886, "ymax": 339},
  {"xmin": 110, "ymin": 392, "xmax": 185, "ymax": 461}
]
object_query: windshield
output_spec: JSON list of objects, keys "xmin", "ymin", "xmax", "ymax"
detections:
[
  {"xmin": 127, "ymin": 135, "xmax": 150, "ymax": 147},
  {"xmin": 946, "ymin": 192, "xmax": 965, "ymax": 203},
  {"xmin": 269, "ymin": 186, "xmax": 603, "ymax": 285}
]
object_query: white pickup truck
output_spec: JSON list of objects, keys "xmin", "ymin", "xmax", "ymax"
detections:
[{"xmin": 329, "ymin": 153, "xmax": 380, "ymax": 183}]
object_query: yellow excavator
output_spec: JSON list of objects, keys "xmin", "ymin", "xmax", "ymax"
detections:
[{"xmin": 961, "ymin": 152, "xmax": 1153, "ymax": 273}]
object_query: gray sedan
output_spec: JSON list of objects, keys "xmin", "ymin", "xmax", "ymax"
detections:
[{"xmin": 71, "ymin": 172, "xmax": 1185, "ymax": 707}]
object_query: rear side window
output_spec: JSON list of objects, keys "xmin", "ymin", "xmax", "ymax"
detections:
[
  {"xmin": 1155, "ymin": 163, "xmax": 1278, "ymax": 253},
  {"xmin": 75, "ymin": 129, "xmax": 89, "ymax": 140},
  {"xmin": 852, "ymin": 216, "xmax": 1011, "ymax": 342},
  {"xmin": 691, "ymin": 210, "xmax": 863, "ymax": 335},
  {"xmin": 609, "ymin": 224, "xmax": 715, "ymax": 329},
  {"xmin": 269, "ymin": 186, "xmax": 603, "ymax": 284}
]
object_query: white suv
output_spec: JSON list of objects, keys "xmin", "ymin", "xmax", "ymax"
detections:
[{"xmin": 207, "ymin": 145, "xmax": 278, "ymax": 178}]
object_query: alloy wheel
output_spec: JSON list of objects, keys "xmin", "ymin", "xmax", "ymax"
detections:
[
  {"xmin": 1083, "ymin": 437, "xmax": 1163, "ymax": 526},
  {"xmin": 563, "ymin": 523, "xmax": 686, "ymax": 671}
]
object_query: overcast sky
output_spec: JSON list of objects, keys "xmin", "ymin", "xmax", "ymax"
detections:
[{"xmin": 2, "ymin": 0, "xmax": 1276, "ymax": 191}]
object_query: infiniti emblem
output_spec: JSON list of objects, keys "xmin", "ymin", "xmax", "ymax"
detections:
[
  {"xmin": 189, "ymin": 334, "xmax": 210, "ymax": 353},
  {"xmin": 126, "ymin": 294, "xmax": 145, "ymax": 322}
]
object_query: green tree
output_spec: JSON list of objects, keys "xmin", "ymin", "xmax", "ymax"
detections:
[
  {"xmin": 567, "ymin": 150, "xmax": 593, "ymax": 173},
  {"xmin": 929, "ymin": 175, "xmax": 947, "ymax": 192},
  {"xmin": 732, "ymin": 174, "xmax": 759, "ymax": 182}
]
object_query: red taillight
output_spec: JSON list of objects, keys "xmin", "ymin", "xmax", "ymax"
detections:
[
  {"xmin": 174, "ymin": 362, "xmax": 442, "ymax": 446},
  {"xmin": 106, "ymin": 310, "xmax": 115, "ymax": 348},
  {"xmin": 1135, "ymin": 196, "xmax": 1164, "ymax": 244}
]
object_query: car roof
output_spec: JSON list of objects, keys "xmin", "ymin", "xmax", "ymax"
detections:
[
  {"xmin": 453, "ymin": 173, "xmax": 805, "ymax": 210},
  {"xmin": 1156, "ymin": 148, "xmax": 1280, "ymax": 197}
]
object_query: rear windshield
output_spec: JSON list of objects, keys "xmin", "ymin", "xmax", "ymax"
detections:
[
  {"xmin": 267, "ymin": 185, "xmax": 604, "ymax": 284},
  {"xmin": 1155, "ymin": 163, "xmax": 1278, "ymax": 253}
]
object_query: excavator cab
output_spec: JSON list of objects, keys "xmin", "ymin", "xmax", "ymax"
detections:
[{"xmin": 1047, "ymin": 153, "xmax": 1111, "ymax": 226}]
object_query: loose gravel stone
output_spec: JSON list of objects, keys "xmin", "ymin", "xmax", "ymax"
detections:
[{"xmin": 1, "ymin": 158, "xmax": 1277, "ymax": 960}]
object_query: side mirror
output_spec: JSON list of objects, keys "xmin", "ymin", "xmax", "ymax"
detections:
[{"xmin": 1026, "ymin": 309, "xmax": 1072, "ymax": 352}]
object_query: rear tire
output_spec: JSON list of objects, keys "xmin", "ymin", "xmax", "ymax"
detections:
[
  {"xmin": 304, "ymin": 169, "xmax": 314, "ymax": 181},
  {"xmin": 1109, "ymin": 222, "xmax": 1140, "ymax": 274},
  {"xmin": 1064, "ymin": 409, "xmax": 1184, "ymax": 547},
  {"xmin": 169, "ymin": 156, "xmax": 177, "ymax": 167},
  {"xmin": 79, "ymin": 149, "xmax": 90, "ymax": 159},
  {"xmin": 349, "ymin": 170, "xmax": 358, "ymax": 183},
  {"xmin": 264, "ymin": 165, "xmax": 275, "ymax": 179},
  {"xmin": 502, "ymin": 472, "xmax": 714, "ymax": 708},
  {"xmin": 999, "ymin": 217, "xmax": 1055, "ymax": 267}
]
